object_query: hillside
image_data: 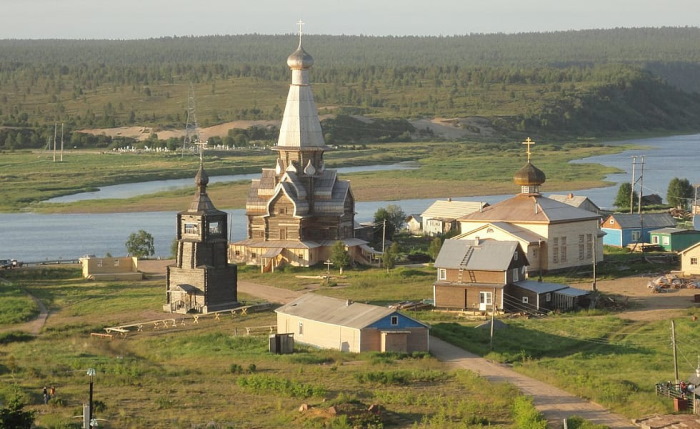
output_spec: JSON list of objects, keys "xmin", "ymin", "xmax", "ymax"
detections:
[{"xmin": 2, "ymin": 28, "xmax": 700, "ymax": 149}]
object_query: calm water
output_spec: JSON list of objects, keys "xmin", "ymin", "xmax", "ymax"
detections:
[{"xmin": 3, "ymin": 134, "xmax": 699, "ymax": 262}]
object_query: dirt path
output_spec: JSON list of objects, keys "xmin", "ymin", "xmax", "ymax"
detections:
[
  {"xmin": 0, "ymin": 278, "xmax": 49, "ymax": 335},
  {"xmin": 429, "ymin": 337, "xmax": 635, "ymax": 428}
]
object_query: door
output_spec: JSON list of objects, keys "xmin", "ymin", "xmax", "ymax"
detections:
[{"xmin": 479, "ymin": 291, "xmax": 492, "ymax": 311}]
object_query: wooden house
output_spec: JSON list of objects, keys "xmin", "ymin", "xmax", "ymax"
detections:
[
  {"xmin": 649, "ymin": 228, "xmax": 700, "ymax": 252},
  {"xmin": 421, "ymin": 199, "xmax": 488, "ymax": 236},
  {"xmin": 679, "ymin": 241, "xmax": 700, "ymax": 276},
  {"xmin": 601, "ymin": 213, "xmax": 676, "ymax": 248},
  {"xmin": 509, "ymin": 280, "xmax": 590, "ymax": 312},
  {"xmin": 433, "ymin": 238, "xmax": 528, "ymax": 312},
  {"xmin": 275, "ymin": 294, "xmax": 429, "ymax": 353}
]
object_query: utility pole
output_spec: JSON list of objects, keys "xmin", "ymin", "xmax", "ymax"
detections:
[
  {"xmin": 671, "ymin": 320, "xmax": 679, "ymax": 385},
  {"xmin": 489, "ymin": 287, "xmax": 496, "ymax": 351},
  {"xmin": 592, "ymin": 234, "xmax": 597, "ymax": 292},
  {"xmin": 53, "ymin": 123, "xmax": 57, "ymax": 162}
]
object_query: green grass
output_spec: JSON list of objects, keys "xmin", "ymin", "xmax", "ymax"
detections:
[
  {"xmin": 0, "ymin": 267, "xmax": 544, "ymax": 428},
  {"xmin": 0, "ymin": 140, "xmax": 629, "ymax": 213}
]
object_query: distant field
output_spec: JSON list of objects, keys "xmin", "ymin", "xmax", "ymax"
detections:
[{"xmin": 0, "ymin": 140, "xmax": 626, "ymax": 213}]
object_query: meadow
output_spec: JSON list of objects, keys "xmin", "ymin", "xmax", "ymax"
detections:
[
  {"xmin": 0, "ymin": 266, "xmax": 547, "ymax": 429},
  {"xmin": 0, "ymin": 256, "xmax": 696, "ymax": 427},
  {"xmin": 0, "ymin": 139, "xmax": 625, "ymax": 213}
]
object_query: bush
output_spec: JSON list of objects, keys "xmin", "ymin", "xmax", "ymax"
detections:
[{"xmin": 512, "ymin": 396, "xmax": 547, "ymax": 429}]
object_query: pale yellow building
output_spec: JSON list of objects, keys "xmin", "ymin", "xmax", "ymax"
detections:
[
  {"xmin": 81, "ymin": 256, "xmax": 142, "ymax": 281},
  {"xmin": 679, "ymin": 241, "xmax": 700, "ymax": 276},
  {"xmin": 457, "ymin": 139, "xmax": 604, "ymax": 274}
]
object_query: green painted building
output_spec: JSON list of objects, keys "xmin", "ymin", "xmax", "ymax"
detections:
[{"xmin": 649, "ymin": 228, "xmax": 700, "ymax": 252}]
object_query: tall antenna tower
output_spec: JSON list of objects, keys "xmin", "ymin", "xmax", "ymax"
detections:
[{"xmin": 182, "ymin": 83, "xmax": 201, "ymax": 156}]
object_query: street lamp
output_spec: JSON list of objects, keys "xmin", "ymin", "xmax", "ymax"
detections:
[{"xmin": 86, "ymin": 368, "xmax": 96, "ymax": 429}]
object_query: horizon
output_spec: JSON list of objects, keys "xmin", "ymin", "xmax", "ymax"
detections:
[
  {"xmin": 2, "ymin": 0, "xmax": 699, "ymax": 40},
  {"xmin": 1, "ymin": 25, "xmax": 698, "ymax": 42}
]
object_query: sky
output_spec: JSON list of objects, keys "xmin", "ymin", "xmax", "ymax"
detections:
[{"xmin": 1, "ymin": 0, "xmax": 698, "ymax": 39}]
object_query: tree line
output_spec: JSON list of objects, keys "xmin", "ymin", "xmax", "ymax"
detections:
[{"xmin": 4, "ymin": 28, "xmax": 700, "ymax": 147}]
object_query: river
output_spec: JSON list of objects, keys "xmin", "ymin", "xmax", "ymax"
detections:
[{"xmin": 2, "ymin": 133, "xmax": 699, "ymax": 262}]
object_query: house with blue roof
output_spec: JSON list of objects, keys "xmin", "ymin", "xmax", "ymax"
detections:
[{"xmin": 276, "ymin": 294, "xmax": 429, "ymax": 353}]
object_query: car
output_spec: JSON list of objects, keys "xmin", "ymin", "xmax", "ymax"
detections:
[
  {"xmin": 0, "ymin": 260, "xmax": 11, "ymax": 269},
  {"xmin": 10, "ymin": 259, "xmax": 22, "ymax": 268}
]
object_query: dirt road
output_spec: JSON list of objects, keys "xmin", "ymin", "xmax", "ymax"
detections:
[{"xmin": 430, "ymin": 337, "xmax": 635, "ymax": 428}]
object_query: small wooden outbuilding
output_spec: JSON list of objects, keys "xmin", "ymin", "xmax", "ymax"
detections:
[{"xmin": 275, "ymin": 294, "xmax": 429, "ymax": 353}]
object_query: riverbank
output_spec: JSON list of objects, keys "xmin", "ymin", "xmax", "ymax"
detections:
[{"xmin": 16, "ymin": 141, "xmax": 626, "ymax": 214}]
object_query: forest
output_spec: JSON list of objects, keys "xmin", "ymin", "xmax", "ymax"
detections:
[{"xmin": 2, "ymin": 27, "xmax": 700, "ymax": 149}]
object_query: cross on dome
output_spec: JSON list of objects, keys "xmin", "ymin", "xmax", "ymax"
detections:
[
  {"xmin": 194, "ymin": 140, "xmax": 208, "ymax": 163},
  {"xmin": 522, "ymin": 137, "xmax": 536, "ymax": 162},
  {"xmin": 297, "ymin": 20, "xmax": 304, "ymax": 45}
]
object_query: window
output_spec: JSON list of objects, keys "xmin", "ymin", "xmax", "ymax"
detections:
[
  {"xmin": 114, "ymin": 259, "xmax": 120, "ymax": 267},
  {"xmin": 390, "ymin": 316, "xmax": 398, "ymax": 326},
  {"xmin": 692, "ymin": 257, "xmax": 698, "ymax": 265},
  {"xmin": 545, "ymin": 293, "xmax": 551, "ymax": 302},
  {"xmin": 631, "ymin": 230, "xmax": 642, "ymax": 242},
  {"xmin": 662, "ymin": 236, "xmax": 670, "ymax": 246},
  {"xmin": 184, "ymin": 223, "xmax": 198, "ymax": 234},
  {"xmin": 97, "ymin": 259, "xmax": 103, "ymax": 268},
  {"xmin": 552, "ymin": 237, "xmax": 559, "ymax": 264},
  {"xmin": 586, "ymin": 234, "xmax": 593, "ymax": 260},
  {"xmin": 513, "ymin": 251, "xmax": 518, "ymax": 261},
  {"xmin": 298, "ymin": 322, "xmax": 303, "ymax": 335},
  {"xmin": 438, "ymin": 268, "xmax": 447, "ymax": 280},
  {"xmin": 512, "ymin": 268, "xmax": 519, "ymax": 282},
  {"xmin": 560, "ymin": 237, "xmax": 567, "ymax": 263},
  {"xmin": 209, "ymin": 221, "xmax": 221, "ymax": 235},
  {"xmin": 522, "ymin": 296, "xmax": 529, "ymax": 304},
  {"xmin": 609, "ymin": 219, "xmax": 615, "ymax": 225},
  {"xmin": 652, "ymin": 235, "xmax": 659, "ymax": 244}
]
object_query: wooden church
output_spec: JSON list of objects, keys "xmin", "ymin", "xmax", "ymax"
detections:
[
  {"xmin": 164, "ymin": 157, "xmax": 238, "ymax": 313},
  {"xmin": 230, "ymin": 33, "xmax": 371, "ymax": 271}
]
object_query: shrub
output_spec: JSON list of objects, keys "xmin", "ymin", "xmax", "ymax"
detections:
[{"xmin": 512, "ymin": 396, "xmax": 547, "ymax": 429}]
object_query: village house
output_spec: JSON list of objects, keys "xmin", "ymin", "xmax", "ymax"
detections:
[
  {"xmin": 164, "ymin": 158, "xmax": 238, "ymax": 314},
  {"xmin": 421, "ymin": 199, "xmax": 488, "ymax": 236},
  {"xmin": 275, "ymin": 294, "xmax": 429, "ymax": 353},
  {"xmin": 649, "ymin": 227, "xmax": 700, "ymax": 252},
  {"xmin": 456, "ymin": 139, "xmax": 604, "ymax": 274},
  {"xmin": 433, "ymin": 238, "xmax": 590, "ymax": 314},
  {"xmin": 679, "ymin": 241, "xmax": 700, "ymax": 276},
  {"xmin": 547, "ymin": 193, "xmax": 602, "ymax": 215},
  {"xmin": 601, "ymin": 213, "xmax": 676, "ymax": 248},
  {"xmin": 405, "ymin": 214, "xmax": 423, "ymax": 235},
  {"xmin": 230, "ymin": 34, "xmax": 372, "ymax": 271},
  {"xmin": 433, "ymin": 238, "xmax": 528, "ymax": 313}
]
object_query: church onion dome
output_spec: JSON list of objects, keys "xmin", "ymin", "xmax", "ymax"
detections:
[
  {"xmin": 287, "ymin": 43, "xmax": 314, "ymax": 69},
  {"xmin": 195, "ymin": 164, "xmax": 209, "ymax": 188},
  {"xmin": 303, "ymin": 160, "xmax": 316, "ymax": 176},
  {"xmin": 513, "ymin": 162, "xmax": 546, "ymax": 187}
]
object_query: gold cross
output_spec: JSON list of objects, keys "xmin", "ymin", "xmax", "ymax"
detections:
[{"xmin": 522, "ymin": 137, "xmax": 536, "ymax": 162}]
